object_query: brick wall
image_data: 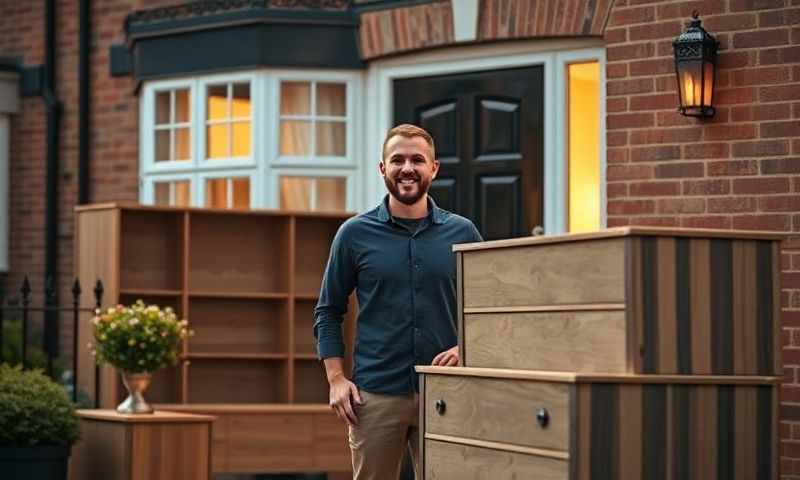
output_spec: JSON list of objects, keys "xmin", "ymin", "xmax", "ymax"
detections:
[{"xmin": 604, "ymin": 0, "xmax": 800, "ymax": 476}]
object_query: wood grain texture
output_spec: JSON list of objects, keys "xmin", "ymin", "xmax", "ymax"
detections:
[
  {"xmin": 462, "ymin": 237, "xmax": 625, "ymax": 308},
  {"xmin": 226, "ymin": 413, "xmax": 314, "ymax": 472},
  {"xmin": 424, "ymin": 439, "xmax": 568, "ymax": 480},
  {"xmin": 69, "ymin": 419, "xmax": 130, "ymax": 480},
  {"xmin": 131, "ymin": 423, "xmax": 210, "ymax": 480},
  {"xmin": 689, "ymin": 239, "xmax": 712, "ymax": 375},
  {"xmin": 626, "ymin": 237, "xmax": 644, "ymax": 373},
  {"xmin": 733, "ymin": 241, "xmax": 758, "ymax": 375},
  {"xmin": 464, "ymin": 310, "xmax": 626, "ymax": 372},
  {"xmin": 617, "ymin": 385, "xmax": 642, "ymax": 480},
  {"xmin": 656, "ymin": 237, "xmax": 678, "ymax": 374},
  {"xmin": 312, "ymin": 413, "xmax": 351, "ymax": 472},
  {"xmin": 425, "ymin": 374, "xmax": 570, "ymax": 451}
]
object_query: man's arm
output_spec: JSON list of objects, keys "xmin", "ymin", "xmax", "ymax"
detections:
[{"xmin": 323, "ymin": 357, "xmax": 363, "ymax": 426}]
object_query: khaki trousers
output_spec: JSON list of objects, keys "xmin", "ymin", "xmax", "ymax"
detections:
[{"xmin": 348, "ymin": 390, "xmax": 420, "ymax": 480}]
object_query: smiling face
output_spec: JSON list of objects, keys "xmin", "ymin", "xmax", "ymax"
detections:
[{"xmin": 380, "ymin": 134, "xmax": 439, "ymax": 206}]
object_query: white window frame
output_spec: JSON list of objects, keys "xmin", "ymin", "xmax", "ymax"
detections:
[
  {"xmin": 141, "ymin": 173, "xmax": 195, "ymax": 207},
  {"xmin": 198, "ymin": 73, "xmax": 258, "ymax": 170},
  {"xmin": 140, "ymin": 78, "xmax": 195, "ymax": 174},
  {"xmin": 269, "ymin": 168, "xmax": 356, "ymax": 212},
  {"xmin": 365, "ymin": 40, "xmax": 606, "ymax": 234}
]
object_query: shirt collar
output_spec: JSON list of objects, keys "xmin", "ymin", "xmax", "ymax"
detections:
[{"xmin": 377, "ymin": 195, "xmax": 445, "ymax": 225}]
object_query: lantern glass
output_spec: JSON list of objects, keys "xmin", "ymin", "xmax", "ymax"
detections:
[{"xmin": 678, "ymin": 60, "xmax": 703, "ymax": 108}]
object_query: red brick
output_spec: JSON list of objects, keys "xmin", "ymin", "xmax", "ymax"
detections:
[
  {"xmin": 714, "ymin": 87, "xmax": 758, "ymax": 105},
  {"xmin": 759, "ymin": 46, "xmax": 800, "ymax": 65},
  {"xmin": 607, "ymin": 97, "xmax": 628, "ymax": 113},
  {"xmin": 703, "ymin": 13, "xmax": 758, "ymax": 31},
  {"xmin": 708, "ymin": 196, "xmax": 758, "ymax": 213},
  {"xmin": 759, "ymin": 8, "xmax": 800, "ymax": 27},
  {"xmin": 717, "ymin": 50, "xmax": 753, "ymax": 69},
  {"xmin": 607, "ymin": 183, "xmax": 629, "ymax": 199},
  {"xmin": 730, "ymin": 0, "xmax": 785, "ymax": 12},
  {"xmin": 629, "ymin": 58, "xmax": 674, "ymax": 77},
  {"xmin": 733, "ymin": 140, "xmax": 790, "ymax": 157},
  {"xmin": 607, "ymin": 78, "xmax": 654, "ymax": 96},
  {"xmin": 607, "ymin": 164, "xmax": 654, "ymax": 181},
  {"xmin": 629, "ymin": 181, "xmax": 681, "ymax": 196},
  {"xmin": 734, "ymin": 214, "xmax": 792, "ymax": 231},
  {"xmin": 634, "ymin": 216, "xmax": 681, "ymax": 227},
  {"xmin": 608, "ymin": 148, "xmax": 630, "ymax": 163},
  {"xmin": 607, "ymin": 217, "xmax": 631, "ymax": 227},
  {"xmin": 604, "ymin": 28, "xmax": 628, "ymax": 44},
  {"xmin": 608, "ymin": 199, "xmax": 656, "ymax": 215},
  {"xmin": 608, "ymin": 6, "xmax": 656, "ymax": 26},
  {"xmin": 607, "ymin": 63, "xmax": 628, "ymax": 79},
  {"xmin": 795, "ymin": 139, "xmax": 800, "ymax": 154},
  {"xmin": 733, "ymin": 28, "xmax": 790, "ymax": 48},
  {"xmin": 683, "ymin": 179, "xmax": 730, "ymax": 195},
  {"xmin": 761, "ymin": 85, "xmax": 800, "ymax": 102},
  {"xmin": 629, "ymin": 21, "xmax": 682, "ymax": 41},
  {"xmin": 630, "ymin": 145, "xmax": 681, "ymax": 162},
  {"xmin": 608, "ymin": 131, "xmax": 628, "ymax": 146},
  {"xmin": 734, "ymin": 176, "xmax": 791, "ymax": 194},
  {"xmin": 608, "ymin": 112, "xmax": 655, "ymax": 129},
  {"xmin": 762, "ymin": 158, "xmax": 800, "ymax": 174},
  {"xmin": 655, "ymin": 162, "xmax": 705, "ymax": 178},
  {"xmin": 607, "ymin": 43, "xmax": 656, "ymax": 62},
  {"xmin": 656, "ymin": 111, "xmax": 697, "ymax": 127},
  {"xmin": 761, "ymin": 196, "xmax": 800, "ymax": 212},
  {"xmin": 704, "ymin": 123, "xmax": 758, "ymax": 141},
  {"xmin": 732, "ymin": 103, "xmax": 793, "ymax": 122},
  {"xmin": 681, "ymin": 215, "xmax": 733, "ymax": 229},
  {"xmin": 656, "ymin": 0, "xmax": 722, "ymax": 20},
  {"xmin": 630, "ymin": 128, "xmax": 701, "ymax": 145},
  {"xmin": 705, "ymin": 160, "xmax": 759, "ymax": 180},
  {"xmin": 786, "ymin": 271, "xmax": 800, "ymax": 289},
  {"xmin": 762, "ymin": 121, "xmax": 800, "ymax": 138},
  {"xmin": 630, "ymin": 93, "xmax": 681, "ymax": 111},
  {"xmin": 732, "ymin": 66, "xmax": 792, "ymax": 86},
  {"xmin": 785, "ymin": 310, "xmax": 800, "ymax": 328},
  {"xmin": 657, "ymin": 197, "xmax": 706, "ymax": 214},
  {"xmin": 655, "ymin": 75, "xmax": 678, "ymax": 92},
  {"xmin": 684, "ymin": 142, "xmax": 730, "ymax": 159}
]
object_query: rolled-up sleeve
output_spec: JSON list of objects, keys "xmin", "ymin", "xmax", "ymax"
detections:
[{"xmin": 313, "ymin": 223, "xmax": 356, "ymax": 360}]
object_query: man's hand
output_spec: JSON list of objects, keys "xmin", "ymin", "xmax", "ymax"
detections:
[
  {"xmin": 432, "ymin": 346, "xmax": 460, "ymax": 366},
  {"xmin": 328, "ymin": 372, "xmax": 364, "ymax": 427}
]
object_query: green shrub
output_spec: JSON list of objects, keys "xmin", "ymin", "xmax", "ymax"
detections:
[{"xmin": 0, "ymin": 364, "xmax": 79, "ymax": 447}]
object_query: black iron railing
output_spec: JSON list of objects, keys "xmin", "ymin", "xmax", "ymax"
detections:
[{"xmin": 0, "ymin": 275, "xmax": 103, "ymax": 403}]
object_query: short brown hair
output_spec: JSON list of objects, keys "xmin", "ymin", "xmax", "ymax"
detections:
[{"xmin": 382, "ymin": 124, "xmax": 436, "ymax": 161}]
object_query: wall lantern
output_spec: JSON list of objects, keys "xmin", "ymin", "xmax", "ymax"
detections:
[{"xmin": 672, "ymin": 12, "xmax": 719, "ymax": 118}]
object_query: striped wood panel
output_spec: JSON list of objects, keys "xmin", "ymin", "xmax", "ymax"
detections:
[
  {"xmin": 573, "ymin": 383, "xmax": 776, "ymax": 480},
  {"xmin": 627, "ymin": 236, "xmax": 778, "ymax": 375}
]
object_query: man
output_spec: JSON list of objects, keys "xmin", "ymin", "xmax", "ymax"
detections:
[{"xmin": 313, "ymin": 124, "xmax": 483, "ymax": 479}]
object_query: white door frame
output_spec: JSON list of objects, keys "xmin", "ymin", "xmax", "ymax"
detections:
[{"xmin": 363, "ymin": 39, "xmax": 606, "ymax": 234}]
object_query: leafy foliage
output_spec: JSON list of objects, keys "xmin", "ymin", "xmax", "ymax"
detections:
[{"xmin": 0, "ymin": 364, "xmax": 79, "ymax": 446}]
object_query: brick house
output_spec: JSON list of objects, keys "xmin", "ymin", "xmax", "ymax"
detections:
[{"xmin": 0, "ymin": 0, "xmax": 798, "ymax": 476}]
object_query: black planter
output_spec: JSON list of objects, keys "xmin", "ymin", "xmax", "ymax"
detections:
[{"xmin": 0, "ymin": 445, "xmax": 71, "ymax": 480}]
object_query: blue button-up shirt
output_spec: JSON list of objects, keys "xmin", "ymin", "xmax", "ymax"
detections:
[{"xmin": 313, "ymin": 195, "xmax": 483, "ymax": 395}]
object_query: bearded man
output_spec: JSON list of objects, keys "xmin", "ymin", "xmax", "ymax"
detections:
[{"xmin": 313, "ymin": 124, "xmax": 483, "ymax": 479}]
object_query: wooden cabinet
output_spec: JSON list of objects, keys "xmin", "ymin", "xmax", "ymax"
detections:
[
  {"xmin": 418, "ymin": 367, "xmax": 780, "ymax": 480},
  {"xmin": 455, "ymin": 227, "xmax": 783, "ymax": 376},
  {"xmin": 75, "ymin": 203, "xmax": 354, "ymax": 474},
  {"xmin": 69, "ymin": 410, "xmax": 214, "ymax": 480}
]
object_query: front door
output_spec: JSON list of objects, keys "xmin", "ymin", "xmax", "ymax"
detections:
[{"xmin": 393, "ymin": 66, "xmax": 544, "ymax": 240}]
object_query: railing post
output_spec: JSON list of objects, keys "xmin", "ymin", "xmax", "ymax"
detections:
[
  {"xmin": 45, "ymin": 275, "xmax": 56, "ymax": 377},
  {"xmin": 20, "ymin": 276, "xmax": 31, "ymax": 369},
  {"xmin": 72, "ymin": 278, "xmax": 81, "ymax": 403},
  {"xmin": 93, "ymin": 279, "xmax": 104, "ymax": 408}
]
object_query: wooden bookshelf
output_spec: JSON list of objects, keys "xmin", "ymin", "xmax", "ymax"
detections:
[{"xmin": 75, "ymin": 203, "xmax": 355, "ymax": 475}]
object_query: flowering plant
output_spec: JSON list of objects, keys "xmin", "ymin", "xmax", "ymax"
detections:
[{"xmin": 89, "ymin": 300, "xmax": 192, "ymax": 373}]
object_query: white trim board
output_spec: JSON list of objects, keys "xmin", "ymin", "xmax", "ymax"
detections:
[{"xmin": 364, "ymin": 40, "xmax": 606, "ymax": 235}]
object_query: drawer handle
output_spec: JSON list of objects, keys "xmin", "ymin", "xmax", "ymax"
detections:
[
  {"xmin": 536, "ymin": 408, "xmax": 550, "ymax": 428},
  {"xmin": 435, "ymin": 399, "xmax": 447, "ymax": 416}
]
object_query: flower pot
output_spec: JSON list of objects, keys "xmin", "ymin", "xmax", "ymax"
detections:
[
  {"xmin": 117, "ymin": 371, "xmax": 154, "ymax": 414},
  {"xmin": 0, "ymin": 445, "xmax": 71, "ymax": 480}
]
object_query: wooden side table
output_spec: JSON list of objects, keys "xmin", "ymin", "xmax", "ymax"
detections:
[{"xmin": 69, "ymin": 410, "xmax": 215, "ymax": 480}]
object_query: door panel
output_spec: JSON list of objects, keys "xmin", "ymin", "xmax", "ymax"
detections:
[{"xmin": 394, "ymin": 66, "xmax": 543, "ymax": 240}]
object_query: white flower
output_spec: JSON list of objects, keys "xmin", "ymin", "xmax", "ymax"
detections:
[{"xmin": 129, "ymin": 317, "xmax": 139, "ymax": 326}]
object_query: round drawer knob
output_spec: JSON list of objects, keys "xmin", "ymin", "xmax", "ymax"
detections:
[
  {"xmin": 435, "ymin": 399, "xmax": 447, "ymax": 416},
  {"xmin": 536, "ymin": 408, "xmax": 550, "ymax": 428}
]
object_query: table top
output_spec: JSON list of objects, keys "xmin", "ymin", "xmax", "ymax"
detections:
[{"xmin": 76, "ymin": 409, "xmax": 216, "ymax": 423}]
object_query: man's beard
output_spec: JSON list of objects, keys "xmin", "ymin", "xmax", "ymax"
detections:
[{"xmin": 384, "ymin": 172, "xmax": 430, "ymax": 206}]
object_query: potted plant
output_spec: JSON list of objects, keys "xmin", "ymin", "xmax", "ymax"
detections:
[
  {"xmin": 0, "ymin": 364, "xmax": 79, "ymax": 480},
  {"xmin": 89, "ymin": 300, "xmax": 191, "ymax": 413}
]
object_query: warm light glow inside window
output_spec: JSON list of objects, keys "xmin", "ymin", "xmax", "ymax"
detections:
[
  {"xmin": 568, "ymin": 62, "xmax": 600, "ymax": 233},
  {"xmin": 205, "ymin": 177, "xmax": 250, "ymax": 209},
  {"xmin": 280, "ymin": 176, "xmax": 346, "ymax": 212}
]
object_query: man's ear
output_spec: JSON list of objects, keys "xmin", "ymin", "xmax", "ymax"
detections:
[
  {"xmin": 378, "ymin": 160, "xmax": 386, "ymax": 177},
  {"xmin": 431, "ymin": 159, "xmax": 440, "ymax": 180}
]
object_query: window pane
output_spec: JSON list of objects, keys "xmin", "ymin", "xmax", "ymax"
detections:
[
  {"xmin": 207, "ymin": 124, "xmax": 230, "ymax": 159},
  {"xmin": 207, "ymin": 85, "xmax": 228, "ymax": 121},
  {"xmin": 156, "ymin": 91, "xmax": 170, "ymax": 125},
  {"xmin": 568, "ymin": 62, "xmax": 600, "ymax": 233},
  {"xmin": 205, "ymin": 178, "xmax": 228, "ymax": 208},
  {"xmin": 280, "ymin": 120, "xmax": 311, "ymax": 156},
  {"xmin": 231, "ymin": 83, "xmax": 251, "ymax": 118},
  {"xmin": 174, "ymin": 181, "xmax": 191, "ymax": 206},
  {"xmin": 154, "ymin": 182, "xmax": 170, "ymax": 205},
  {"xmin": 316, "ymin": 83, "xmax": 346, "ymax": 117},
  {"xmin": 155, "ymin": 130, "xmax": 171, "ymax": 162},
  {"xmin": 232, "ymin": 121, "xmax": 251, "ymax": 157},
  {"xmin": 316, "ymin": 177, "xmax": 346, "ymax": 212},
  {"xmin": 232, "ymin": 178, "xmax": 250, "ymax": 209},
  {"xmin": 280, "ymin": 82, "xmax": 311, "ymax": 115},
  {"xmin": 316, "ymin": 121, "xmax": 346, "ymax": 156},
  {"xmin": 280, "ymin": 177, "xmax": 312, "ymax": 211},
  {"xmin": 175, "ymin": 127, "xmax": 191, "ymax": 160},
  {"xmin": 175, "ymin": 89, "xmax": 190, "ymax": 123}
]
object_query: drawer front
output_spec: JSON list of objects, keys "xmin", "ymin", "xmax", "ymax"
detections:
[
  {"xmin": 464, "ymin": 310, "xmax": 627, "ymax": 372},
  {"xmin": 424, "ymin": 375, "xmax": 570, "ymax": 451},
  {"xmin": 425, "ymin": 439, "xmax": 568, "ymax": 480}
]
